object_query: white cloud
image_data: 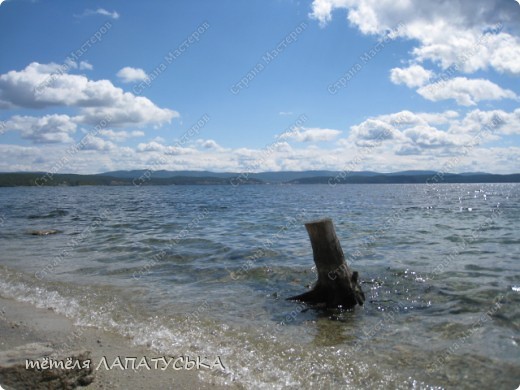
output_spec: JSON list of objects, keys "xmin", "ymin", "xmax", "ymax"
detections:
[
  {"xmin": 488, "ymin": 33, "xmax": 520, "ymax": 74},
  {"xmin": 376, "ymin": 110, "xmax": 459, "ymax": 127},
  {"xmin": 309, "ymin": 0, "xmax": 350, "ymax": 27},
  {"xmin": 3, "ymin": 116, "xmax": 147, "ymax": 146},
  {"xmin": 79, "ymin": 61, "xmax": 93, "ymax": 71},
  {"xmin": 95, "ymin": 8, "xmax": 119, "ymax": 19},
  {"xmin": 390, "ymin": 65, "xmax": 433, "ymax": 88},
  {"xmin": 279, "ymin": 127, "xmax": 342, "ymax": 142},
  {"xmin": 77, "ymin": 8, "xmax": 120, "ymax": 20},
  {"xmin": 414, "ymin": 111, "xmax": 459, "ymax": 125},
  {"xmin": 494, "ymin": 109, "xmax": 520, "ymax": 135},
  {"xmin": 98, "ymin": 129, "xmax": 144, "ymax": 142},
  {"xmin": 151, "ymin": 136, "xmax": 166, "ymax": 144},
  {"xmin": 5, "ymin": 114, "xmax": 77, "ymax": 143},
  {"xmin": 1, "ymin": 134, "xmax": 518, "ymax": 174},
  {"xmin": 417, "ymin": 77, "xmax": 517, "ymax": 106},
  {"xmin": 75, "ymin": 94, "xmax": 177, "ymax": 127},
  {"xmin": 348, "ymin": 119, "xmax": 405, "ymax": 147},
  {"xmin": 403, "ymin": 125, "xmax": 457, "ymax": 148},
  {"xmin": 82, "ymin": 136, "xmax": 116, "ymax": 151},
  {"xmin": 1, "ymin": 107, "xmax": 519, "ymax": 174},
  {"xmin": 136, "ymin": 140, "xmax": 197, "ymax": 156},
  {"xmin": 197, "ymin": 139, "xmax": 222, "ymax": 150},
  {"xmin": 454, "ymin": 108, "xmax": 520, "ymax": 136},
  {"xmin": 117, "ymin": 67, "xmax": 148, "ymax": 83},
  {"xmin": 136, "ymin": 141, "xmax": 167, "ymax": 153},
  {"xmin": 343, "ymin": 107, "xmax": 520, "ymax": 157},
  {"xmin": 0, "ymin": 62, "xmax": 178, "ymax": 127},
  {"xmin": 309, "ymin": 0, "xmax": 520, "ymax": 75}
]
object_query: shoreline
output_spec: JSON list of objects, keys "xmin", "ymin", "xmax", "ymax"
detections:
[{"xmin": 0, "ymin": 296, "xmax": 239, "ymax": 389}]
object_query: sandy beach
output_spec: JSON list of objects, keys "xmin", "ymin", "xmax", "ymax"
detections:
[{"xmin": 0, "ymin": 297, "xmax": 239, "ymax": 389}]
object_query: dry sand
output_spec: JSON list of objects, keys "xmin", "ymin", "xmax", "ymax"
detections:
[{"xmin": 0, "ymin": 297, "xmax": 241, "ymax": 389}]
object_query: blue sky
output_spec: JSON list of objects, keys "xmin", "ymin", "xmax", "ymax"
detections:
[{"xmin": 0, "ymin": 0, "xmax": 519, "ymax": 173}]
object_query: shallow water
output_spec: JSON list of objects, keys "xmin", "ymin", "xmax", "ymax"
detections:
[{"xmin": 1, "ymin": 183, "xmax": 519, "ymax": 389}]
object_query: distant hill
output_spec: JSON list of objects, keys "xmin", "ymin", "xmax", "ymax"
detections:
[
  {"xmin": 97, "ymin": 170, "xmax": 237, "ymax": 179},
  {"xmin": 288, "ymin": 173, "xmax": 520, "ymax": 184},
  {"xmin": 0, "ymin": 170, "xmax": 518, "ymax": 187},
  {"xmin": 383, "ymin": 170, "xmax": 438, "ymax": 176},
  {"xmin": 100, "ymin": 169, "xmax": 390, "ymax": 183},
  {"xmin": 101, "ymin": 169, "xmax": 520, "ymax": 184},
  {"xmin": 252, "ymin": 170, "xmax": 381, "ymax": 182},
  {"xmin": 0, "ymin": 172, "xmax": 261, "ymax": 187}
]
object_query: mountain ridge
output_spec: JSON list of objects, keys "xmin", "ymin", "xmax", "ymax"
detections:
[{"xmin": 0, "ymin": 170, "xmax": 519, "ymax": 186}]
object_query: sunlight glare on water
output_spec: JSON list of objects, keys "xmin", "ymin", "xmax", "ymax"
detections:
[{"xmin": 0, "ymin": 183, "xmax": 519, "ymax": 389}]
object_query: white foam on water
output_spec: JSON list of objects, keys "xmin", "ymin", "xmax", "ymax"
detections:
[{"xmin": 0, "ymin": 271, "xmax": 440, "ymax": 389}]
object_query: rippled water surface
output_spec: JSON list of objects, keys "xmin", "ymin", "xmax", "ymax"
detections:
[{"xmin": 1, "ymin": 184, "xmax": 519, "ymax": 389}]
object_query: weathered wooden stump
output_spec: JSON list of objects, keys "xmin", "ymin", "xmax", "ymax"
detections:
[{"xmin": 288, "ymin": 218, "xmax": 365, "ymax": 309}]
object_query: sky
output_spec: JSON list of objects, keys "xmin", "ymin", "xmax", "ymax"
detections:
[{"xmin": 0, "ymin": 0, "xmax": 519, "ymax": 174}]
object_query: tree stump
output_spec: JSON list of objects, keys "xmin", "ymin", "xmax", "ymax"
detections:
[{"xmin": 288, "ymin": 218, "xmax": 365, "ymax": 309}]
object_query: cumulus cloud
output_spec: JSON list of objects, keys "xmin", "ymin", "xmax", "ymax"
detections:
[
  {"xmin": 117, "ymin": 67, "xmax": 148, "ymax": 83},
  {"xmin": 309, "ymin": 0, "xmax": 520, "ymax": 75},
  {"xmin": 279, "ymin": 127, "xmax": 342, "ymax": 142},
  {"xmin": 0, "ymin": 62, "xmax": 178, "ymax": 127},
  {"xmin": 403, "ymin": 125, "xmax": 457, "ymax": 148},
  {"xmin": 376, "ymin": 110, "xmax": 460, "ymax": 127},
  {"xmin": 1, "ymin": 107, "xmax": 519, "ymax": 174},
  {"xmin": 390, "ymin": 65, "xmax": 433, "ymax": 88},
  {"xmin": 417, "ymin": 77, "xmax": 517, "ymax": 106},
  {"xmin": 453, "ymin": 108, "xmax": 520, "ymax": 136},
  {"xmin": 309, "ymin": 0, "xmax": 349, "ymax": 27},
  {"xmin": 75, "ymin": 94, "xmax": 177, "ymax": 126},
  {"xmin": 4, "ymin": 114, "xmax": 77, "ymax": 143},
  {"xmin": 344, "ymin": 107, "xmax": 520, "ymax": 157},
  {"xmin": 136, "ymin": 141, "xmax": 196, "ymax": 156},
  {"xmin": 349, "ymin": 119, "xmax": 400, "ymax": 147},
  {"xmin": 98, "ymin": 129, "xmax": 144, "ymax": 142},
  {"xmin": 3, "ymin": 116, "xmax": 147, "ymax": 146},
  {"xmin": 136, "ymin": 141, "xmax": 167, "ymax": 153},
  {"xmin": 81, "ymin": 136, "xmax": 116, "ymax": 151},
  {"xmin": 197, "ymin": 139, "xmax": 222, "ymax": 150}
]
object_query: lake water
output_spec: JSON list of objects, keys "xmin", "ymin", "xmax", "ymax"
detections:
[{"xmin": 0, "ymin": 183, "xmax": 519, "ymax": 389}]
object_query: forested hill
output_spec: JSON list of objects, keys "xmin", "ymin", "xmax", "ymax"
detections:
[{"xmin": 0, "ymin": 171, "xmax": 518, "ymax": 187}]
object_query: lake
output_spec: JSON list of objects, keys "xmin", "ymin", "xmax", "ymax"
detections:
[{"xmin": 0, "ymin": 183, "xmax": 519, "ymax": 389}]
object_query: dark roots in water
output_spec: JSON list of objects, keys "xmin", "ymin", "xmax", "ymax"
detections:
[
  {"xmin": 288, "ymin": 271, "xmax": 365, "ymax": 309},
  {"xmin": 287, "ymin": 218, "xmax": 365, "ymax": 310}
]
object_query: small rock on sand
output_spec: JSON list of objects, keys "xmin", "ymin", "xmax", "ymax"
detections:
[{"xmin": 0, "ymin": 342, "xmax": 94, "ymax": 390}]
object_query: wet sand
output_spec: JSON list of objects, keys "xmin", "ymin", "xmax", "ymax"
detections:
[{"xmin": 0, "ymin": 297, "xmax": 240, "ymax": 389}]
